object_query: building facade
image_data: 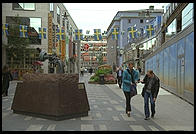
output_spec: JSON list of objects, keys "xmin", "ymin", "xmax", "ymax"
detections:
[
  {"xmin": 2, "ymin": 3, "xmax": 79, "ymax": 79},
  {"xmin": 144, "ymin": 3, "xmax": 194, "ymax": 104},
  {"xmin": 106, "ymin": 8, "xmax": 163, "ymax": 68},
  {"xmin": 80, "ymin": 34, "xmax": 107, "ymax": 72}
]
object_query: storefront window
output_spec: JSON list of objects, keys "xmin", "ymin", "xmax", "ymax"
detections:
[
  {"xmin": 13, "ymin": 3, "xmax": 35, "ymax": 10},
  {"xmin": 182, "ymin": 3, "xmax": 194, "ymax": 30}
]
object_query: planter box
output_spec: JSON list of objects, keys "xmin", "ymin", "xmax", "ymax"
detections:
[{"xmin": 11, "ymin": 74, "xmax": 90, "ymax": 121}]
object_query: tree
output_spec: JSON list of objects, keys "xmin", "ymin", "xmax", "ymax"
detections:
[{"xmin": 6, "ymin": 16, "xmax": 30, "ymax": 68}]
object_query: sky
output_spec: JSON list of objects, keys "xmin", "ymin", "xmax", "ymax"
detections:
[{"xmin": 64, "ymin": 3, "xmax": 169, "ymax": 35}]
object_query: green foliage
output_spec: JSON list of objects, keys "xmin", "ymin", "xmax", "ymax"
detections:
[{"xmin": 90, "ymin": 75, "xmax": 99, "ymax": 82}]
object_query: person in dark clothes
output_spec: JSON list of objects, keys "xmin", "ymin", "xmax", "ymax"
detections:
[
  {"xmin": 116, "ymin": 66, "xmax": 123, "ymax": 88},
  {"xmin": 89, "ymin": 67, "xmax": 93, "ymax": 75},
  {"xmin": 2, "ymin": 65, "xmax": 13, "ymax": 97},
  {"xmin": 141, "ymin": 70, "xmax": 160, "ymax": 120}
]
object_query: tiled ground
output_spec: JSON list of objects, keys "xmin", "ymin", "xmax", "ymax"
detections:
[{"xmin": 2, "ymin": 74, "xmax": 194, "ymax": 131}]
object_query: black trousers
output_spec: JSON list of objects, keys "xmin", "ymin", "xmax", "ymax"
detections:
[
  {"xmin": 117, "ymin": 77, "xmax": 122, "ymax": 88},
  {"xmin": 123, "ymin": 91, "xmax": 132, "ymax": 112}
]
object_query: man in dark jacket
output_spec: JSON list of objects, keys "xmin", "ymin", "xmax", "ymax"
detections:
[
  {"xmin": 2, "ymin": 65, "xmax": 13, "ymax": 97},
  {"xmin": 116, "ymin": 67, "xmax": 123, "ymax": 88},
  {"xmin": 141, "ymin": 70, "xmax": 160, "ymax": 120}
]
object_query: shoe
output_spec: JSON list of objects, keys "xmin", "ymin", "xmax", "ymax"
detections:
[
  {"xmin": 127, "ymin": 111, "xmax": 131, "ymax": 117},
  {"xmin": 151, "ymin": 112, "xmax": 155, "ymax": 118},
  {"xmin": 144, "ymin": 117, "xmax": 150, "ymax": 120}
]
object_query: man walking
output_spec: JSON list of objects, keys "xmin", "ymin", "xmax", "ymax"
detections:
[
  {"xmin": 116, "ymin": 67, "xmax": 123, "ymax": 88},
  {"xmin": 141, "ymin": 70, "xmax": 160, "ymax": 120}
]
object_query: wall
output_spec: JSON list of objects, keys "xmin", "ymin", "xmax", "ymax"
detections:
[{"xmin": 145, "ymin": 23, "xmax": 194, "ymax": 104}]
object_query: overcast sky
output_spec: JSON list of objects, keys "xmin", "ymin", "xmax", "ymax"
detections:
[{"xmin": 64, "ymin": 3, "xmax": 169, "ymax": 34}]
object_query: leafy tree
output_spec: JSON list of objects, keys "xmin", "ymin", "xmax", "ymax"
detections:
[{"xmin": 5, "ymin": 16, "xmax": 30, "ymax": 68}]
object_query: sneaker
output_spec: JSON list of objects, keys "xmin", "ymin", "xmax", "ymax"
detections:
[
  {"xmin": 127, "ymin": 111, "xmax": 131, "ymax": 117},
  {"xmin": 144, "ymin": 117, "xmax": 150, "ymax": 120}
]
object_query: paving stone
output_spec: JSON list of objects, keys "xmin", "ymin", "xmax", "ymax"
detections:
[
  {"xmin": 81, "ymin": 124, "xmax": 94, "ymax": 131},
  {"xmin": 114, "ymin": 105, "xmax": 124, "ymax": 111},
  {"xmin": 106, "ymin": 107, "xmax": 112, "ymax": 111},
  {"xmin": 110, "ymin": 100, "xmax": 119, "ymax": 104},
  {"xmin": 148, "ymin": 125, "xmax": 159, "ymax": 131},
  {"xmin": 26, "ymin": 124, "xmax": 44, "ymax": 131},
  {"xmin": 47, "ymin": 124, "xmax": 56, "ymax": 131},
  {"xmin": 129, "ymin": 125, "xmax": 146, "ymax": 131},
  {"xmin": 96, "ymin": 113, "xmax": 102, "ymax": 118},
  {"xmin": 24, "ymin": 116, "xmax": 33, "ymax": 121},
  {"xmin": 121, "ymin": 114, "xmax": 136, "ymax": 121},
  {"xmin": 112, "ymin": 116, "xmax": 120, "ymax": 121},
  {"xmin": 99, "ymin": 124, "xmax": 107, "ymax": 130},
  {"xmin": 81, "ymin": 116, "xmax": 93, "ymax": 120}
]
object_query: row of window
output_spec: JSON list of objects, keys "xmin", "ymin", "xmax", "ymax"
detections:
[
  {"xmin": 13, "ymin": 3, "xmax": 35, "ymax": 10},
  {"xmin": 13, "ymin": 3, "xmax": 74, "ymax": 36},
  {"xmin": 128, "ymin": 19, "xmax": 146, "ymax": 24},
  {"xmin": 139, "ymin": 3, "xmax": 194, "ymax": 52},
  {"xmin": 165, "ymin": 3, "xmax": 194, "ymax": 42}
]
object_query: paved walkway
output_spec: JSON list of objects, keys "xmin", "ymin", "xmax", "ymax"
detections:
[{"xmin": 2, "ymin": 73, "xmax": 194, "ymax": 131}]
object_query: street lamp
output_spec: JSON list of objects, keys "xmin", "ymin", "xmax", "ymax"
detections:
[{"xmin": 120, "ymin": 49, "xmax": 124, "ymax": 57}]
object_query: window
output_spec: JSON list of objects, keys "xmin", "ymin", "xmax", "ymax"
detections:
[
  {"xmin": 57, "ymin": 6, "xmax": 60, "ymax": 24},
  {"xmin": 182, "ymin": 3, "xmax": 194, "ymax": 30},
  {"xmin": 140, "ymin": 19, "xmax": 143, "ymax": 23},
  {"xmin": 13, "ymin": 3, "xmax": 35, "ymax": 10},
  {"xmin": 6, "ymin": 16, "xmax": 41, "ymax": 45},
  {"xmin": 128, "ymin": 19, "xmax": 131, "ymax": 23},
  {"xmin": 165, "ymin": 19, "xmax": 176, "ymax": 41},
  {"xmin": 50, "ymin": 3, "xmax": 53, "ymax": 11}
]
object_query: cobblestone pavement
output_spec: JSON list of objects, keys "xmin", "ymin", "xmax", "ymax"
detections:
[{"xmin": 2, "ymin": 73, "xmax": 194, "ymax": 131}]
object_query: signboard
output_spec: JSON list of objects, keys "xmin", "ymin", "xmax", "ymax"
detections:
[
  {"xmin": 61, "ymin": 40, "xmax": 66, "ymax": 61},
  {"xmin": 84, "ymin": 44, "xmax": 89, "ymax": 51},
  {"xmin": 48, "ymin": 13, "xmax": 53, "ymax": 54}
]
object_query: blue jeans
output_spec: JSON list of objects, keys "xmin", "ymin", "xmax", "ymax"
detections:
[{"xmin": 144, "ymin": 91, "xmax": 155, "ymax": 117}]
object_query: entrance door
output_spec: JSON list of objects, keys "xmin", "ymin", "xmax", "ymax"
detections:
[{"xmin": 177, "ymin": 56, "xmax": 184, "ymax": 96}]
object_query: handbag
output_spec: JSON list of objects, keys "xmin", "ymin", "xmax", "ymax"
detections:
[
  {"xmin": 130, "ymin": 84, "xmax": 137, "ymax": 97},
  {"xmin": 126, "ymin": 69, "xmax": 137, "ymax": 97}
]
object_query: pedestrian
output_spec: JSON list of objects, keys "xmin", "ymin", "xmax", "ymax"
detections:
[
  {"xmin": 80, "ymin": 66, "xmax": 84, "ymax": 76},
  {"xmin": 122, "ymin": 62, "xmax": 139, "ymax": 117},
  {"xmin": 137, "ymin": 66, "xmax": 142, "ymax": 81},
  {"xmin": 141, "ymin": 70, "xmax": 160, "ymax": 120},
  {"xmin": 116, "ymin": 66, "xmax": 123, "ymax": 88},
  {"xmin": 89, "ymin": 67, "xmax": 93, "ymax": 75},
  {"xmin": 2, "ymin": 65, "xmax": 13, "ymax": 97}
]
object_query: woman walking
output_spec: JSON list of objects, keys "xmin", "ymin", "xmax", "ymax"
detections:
[
  {"xmin": 122, "ymin": 62, "xmax": 138, "ymax": 117},
  {"xmin": 2, "ymin": 65, "xmax": 13, "ymax": 97}
]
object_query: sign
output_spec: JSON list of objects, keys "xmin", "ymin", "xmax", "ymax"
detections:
[
  {"xmin": 48, "ymin": 13, "xmax": 53, "ymax": 54},
  {"xmin": 84, "ymin": 44, "xmax": 89, "ymax": 51},
  {"xmin": 61, "ymin": 40, "xmax": 66, "ymax": 61}
]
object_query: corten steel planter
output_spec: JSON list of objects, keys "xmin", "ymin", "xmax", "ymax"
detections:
[{"xmin": 11, "ymin": 73, "xmax": 90, "ymax": 121}]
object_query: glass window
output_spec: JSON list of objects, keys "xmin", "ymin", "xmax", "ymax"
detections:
[
  {"xmin": 182, "ymin": 3, "xmax": 194, "ymax": 30},
  {"xmin": 50, "ymin": 3, "xmax": 53, "ymax": 11},
  {"xmin": 165, "ymin": 19, "xmax": 176, "ymax": 41},
  {"xmin": 57, "ymin": 6, "xmax": 60, "ymax": 15},
  {"xmin": 6, "ymin": 16, "xmax": 41, "ymax": 45},
  {"xmin": 57, "ymin": 6, "xmax": 60, "ymax": 24},
  {"xmin": 140, "ymin": 19, "xmax": 143, "ymax": 23},
  {"xmin": 13, "ymin": 3, "xmax": 35, "ymax": 10}
]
